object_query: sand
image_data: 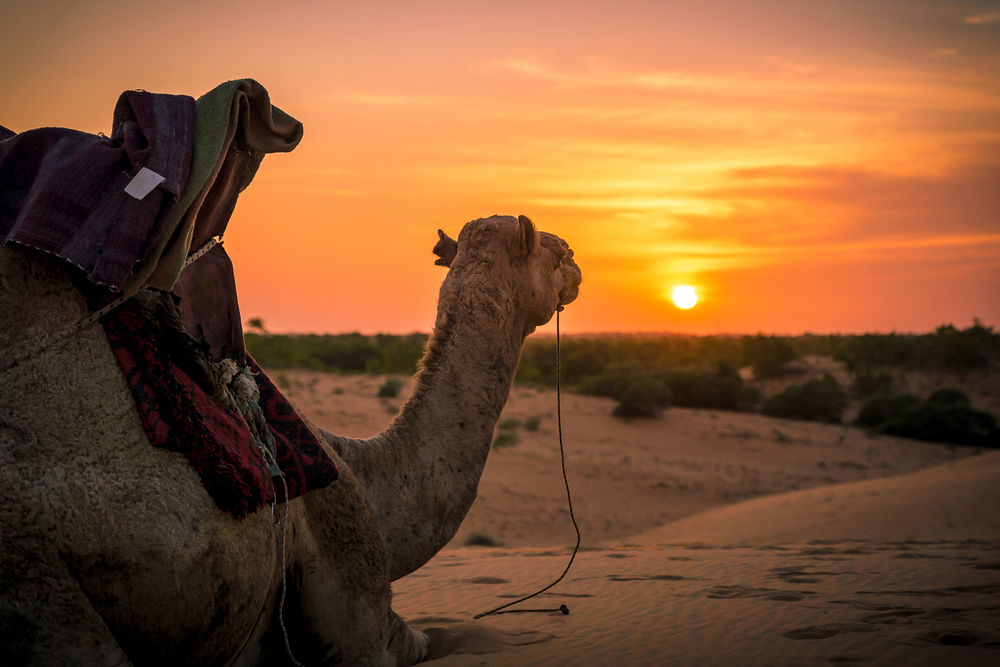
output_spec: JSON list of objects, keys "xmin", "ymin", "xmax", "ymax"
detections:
[
  {"xmin": 395, "ymin": 537, "xmax": 1000, "ymax": 666},
  {"xmin": 271, "ymin": 368, "xmax": 1000, "ymax": 665}
]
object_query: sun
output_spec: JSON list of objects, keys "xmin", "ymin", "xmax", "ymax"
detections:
[{"xmin": 671, "ymin": 285, "xmax": 699, "ymax": 309}]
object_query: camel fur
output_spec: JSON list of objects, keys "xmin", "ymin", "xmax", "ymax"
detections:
[{"xmin": 0, "ymin": 214, "xmax": 581, "ymax": 666}]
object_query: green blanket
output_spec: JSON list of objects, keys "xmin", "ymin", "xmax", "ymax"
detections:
[{"xmin": 125, "ymin": 79, "xmax": 303, "ymax": 293}]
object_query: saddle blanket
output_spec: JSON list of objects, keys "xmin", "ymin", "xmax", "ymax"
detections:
[{"xmin": 101, "ymin": 299, "xmax": 339, "ymax": 518}]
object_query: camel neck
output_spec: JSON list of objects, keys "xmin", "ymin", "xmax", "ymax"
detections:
[{"xmin": 327, "ymin": 274, "xmax": 528, "ymax": 580}]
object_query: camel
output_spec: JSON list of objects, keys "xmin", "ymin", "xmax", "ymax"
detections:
[{"xmin": 0, "ymin": 214, "xmax": 581, "ymax": 666}]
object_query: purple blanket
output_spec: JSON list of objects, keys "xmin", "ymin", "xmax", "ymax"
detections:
[{"xmin": 0, "ymin": 92, "xmax": 194, "ymax": 289}]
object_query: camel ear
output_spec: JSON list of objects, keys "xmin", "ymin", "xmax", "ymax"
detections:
[
  {"xmin": 512, "ymin": 214, "xmax": 537, "ymax": 260},
  {"xmin": 433, "ymin": 229, "xmax": 458, "ymax": 267}
]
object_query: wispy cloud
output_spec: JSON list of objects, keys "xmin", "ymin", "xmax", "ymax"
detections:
[
  {"xmin": 965, "ymin": 12, "xmax": 1000, "ymax": 25},
  {"xmin": 329, "ymin": 92, "xmax": 444, "ymax": 107},
  {"xmin": 484, "ymin": 56, "xmax": 1000, "ymax": 115},
  {"xmin": 928, "ymin": 47, "xmax": 957, "ymax": 58}
]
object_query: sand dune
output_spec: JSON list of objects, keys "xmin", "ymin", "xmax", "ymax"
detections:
[
  {"xmin": 395, "ymin": 453, "xmax": 1000, "ymax": 665},
  {"xmin": 395, "ymin": 536, "xmax": 999, "ymax": 666},
  {"xmin": 271, "ymin": 369, "xmax": 1000, "ymax": 665},
  {"xmin": 624, "ymin": 450, "xmax": 1000, "ymax": 547},
  {"xmin": 274, "ymin": 369, "xmax": 979, "ymax": 548}
]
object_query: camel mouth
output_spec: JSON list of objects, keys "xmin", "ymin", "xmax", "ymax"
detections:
[
  {"xmin": 545, "ymin": 234, "xmax": 581, "ymax": 306},
  {"xmin": 559, "ymin": 263, "xmax": 581, "ymax": 306}
]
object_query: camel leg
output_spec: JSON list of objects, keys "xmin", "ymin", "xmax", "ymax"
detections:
[
  {"xmin": 0, "ymin": 497, "xmax": 133, "ymax": 667},
  {"xmin": 282, "ymin": 472, "xmax": 428, "ymax": 666}
]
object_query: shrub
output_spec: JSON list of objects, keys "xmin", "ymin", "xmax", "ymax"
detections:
[
  {"xmin": 612, "ymin": 377, "xmax": 671, "ymax": 418},
  {"xmin": 577, "ymin": 362, "xmax": 648, "ymax": 398},
  {"xmin": 492, "ymin": 418, "xmax": 522, "ymax": 448},
  {"xmin": 927, "ymin": 388, "xmax": 971, "ymax": 407},
  {"xmin": 580, "ymin": 360, "xmax": 757, "ymax": 413},
  {"xmin": 834, "ymin": 333, "xmax": 914, "ymax": 373},
  {"xmin": 492, "ymin": 430, "xmax": 520, "ymax": 449},
  {"xmin": 762, "ymin": 374, "xmax": 847, "ymax": 423},
  {"xmin": 658, "ymin": 362, "xmax": 750, "ymax": 410},
  {"xmin": 852, "ymin": 370, "xmax": 894, "ymax": 399},
  {"xmin": 855, "ymin": 393, "xmax": 921, "ymax": 428},
  {"xmin": 742, "ymin": 334, "xmax": 797, "ymax": 378},
  {"xmin": 878, "ymin": 403, "xmax": 1000, "ymax": 448},
  {"xmin": 245, "ymin": 332, "xmax": 428, "ymax": 374},
  {"xmin": 464, "ymin": 532, "xmax": 499, "ymax": 547},
  {"xmin": 524, "ymin": 416, "xmax": 542, "ymax": 431},
  {"xmin": 377, "ymin": 377, "xmax": 404, "ymax": 398},
  {"xmin": 741, "ymin": 385, "xmax": 763, "ymax": 407},
  {"xmin": 833, "ymin": 320, "xmax": 999, "ymax": 373}
]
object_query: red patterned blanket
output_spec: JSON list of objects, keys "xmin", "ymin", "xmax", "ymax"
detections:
[{"xmin": 101, "ymin": 299, "xmax": 338, "ymax": 518}]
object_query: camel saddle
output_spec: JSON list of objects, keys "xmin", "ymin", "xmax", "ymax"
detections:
[{"xmin": 0, "ymin": 81, "xmax": 338, "ymax": 517}]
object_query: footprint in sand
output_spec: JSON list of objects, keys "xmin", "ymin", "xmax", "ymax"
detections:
[
  {"xmin": 707, "ymin": 585, "xmax": 814, "ymax": 601},
  {"xmin": 782, "ymin": 623, "xmax": 879, "ymax": 640},
  {"xmin": 917, "ymin": 629, "xmax": 987, "ymax": 646}
]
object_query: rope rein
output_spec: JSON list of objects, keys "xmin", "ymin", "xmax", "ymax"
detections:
[
  {"xmin": 2, "ymin": 237, "xmax": 221, "ymax": 375},
  {"xmin": 1, "ymin": 237, "xmax": 308, "ymax": 661},
  {"xmin": 255, "ymin": 443, "xmax": 304, "ymax": 667},
  {"xmin": 473, "ymin": 306, "xmax": 581, "ymax": 619}
]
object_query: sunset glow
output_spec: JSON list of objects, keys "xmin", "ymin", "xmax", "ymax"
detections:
[{"xmin": 3, "ymin": 0, "xmax": 997, "ymax": 335}]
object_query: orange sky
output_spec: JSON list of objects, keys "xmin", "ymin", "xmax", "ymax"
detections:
[{"xmin": 3, "ymin": 0, "xmax": 998, "ymax": 335}]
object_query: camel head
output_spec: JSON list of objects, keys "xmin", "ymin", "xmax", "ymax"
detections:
[{"xmin": 433, "ymin": 215, "xmax": 581, "ymax": 336}]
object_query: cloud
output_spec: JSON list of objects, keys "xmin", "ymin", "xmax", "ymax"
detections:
[
  {"xmin": 764, "ymin": 56, "xmax": 817, "ymax": 75},
  {"xmin": 484, "ymin": 56, "xmax": 996, "ymax": 114},
  {"xmin": 965, "ymin": 12, "xmax": 1000, "ymax": 24},
  {"xmin": 928, "ymin": 47, "xmax": 957, "ymax": 58},
  {"xmin": 329, "ymin": 92, "xmax": 442, "ymax": 107}
]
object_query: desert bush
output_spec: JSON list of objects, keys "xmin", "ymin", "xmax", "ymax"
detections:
[
  {"xmin": 580, "ymin": 360, "xmax": 758, "ymax": 413},
  {"xmin": 927, "ymin": 388, "xmax": 971, "ymax": 406},
  {"xmin": 612, "ymin": 377, "xmax": 671, "ymax": 418},
  {"xmin": 492, "ymin": 417, "xmax": 522, "ymax": 448},
  {"xmin": 925, "ymin": 323, "xmax": 995, "ymax": 369},
  {"xmin": 492, "ymin": 430, "xmax": 520, "ymax": 449},
  {"xmin": 852, "ymin": 369, "xmax": 894, "ymax": 398},
  {"xmin": 464, "ymin": 532, "xmax": 499, "ymax": 547},
  {"xmin": 762, "ymin": 374, "xmax": 847, "ymax": 423},
  {"xmin": 742, "ymin": 334, "xmax": 798, "ymax": 378},
  {"xmin": 366, "ymin": 334, "xmax": 428, "ymax": 375},
  {"xmin": 877, "ymin": 402, "xmax": 1000, "ymax": 448},
  {"xmin": 577, "ymin": 362, "xmax": 648, "ymax": 398},
  {"xmin": 524, "ymin": 416, "xmax": 542, "ymax": 431},
  {"xmin": 658, "ymin": 362, "xmax": 753, "ymax": 410},
  {"xmin": 245, "ymin": 332, "xmax": 427, "ymax": 374},
  {"xmin": 855, "ymin": 393, "xmax": 921, "ymax": 428},
  {"xmin": 833, "ymin": 320, "xmax": 999, "ymax": 373},
  {"xmin": 834, "ymin": 333, "xmax": 914, "ymax": 373},
  {"xmin": 377, "ymin": 377, "xmax": 404, "ymax": 398},
  {"xmin": 515, "ymin": 335, "xmax": 750, "ymax": 388},
  {"xmin": 855, "ymin": 386, "xmax": 999, "ymax": 447},
  {"xmin": 741, "ymin": 385, "xmax": 763, "ymax": 407}
]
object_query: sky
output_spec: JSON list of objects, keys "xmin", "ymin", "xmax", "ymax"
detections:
[{"xmin": 3, "ymin": 0, "xmax": 998, "ymax": 335}]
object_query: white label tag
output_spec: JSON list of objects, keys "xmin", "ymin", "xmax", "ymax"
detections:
[{"xmin": 124, "ymin": 167, "xmax": 166, "ymax": 200}]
